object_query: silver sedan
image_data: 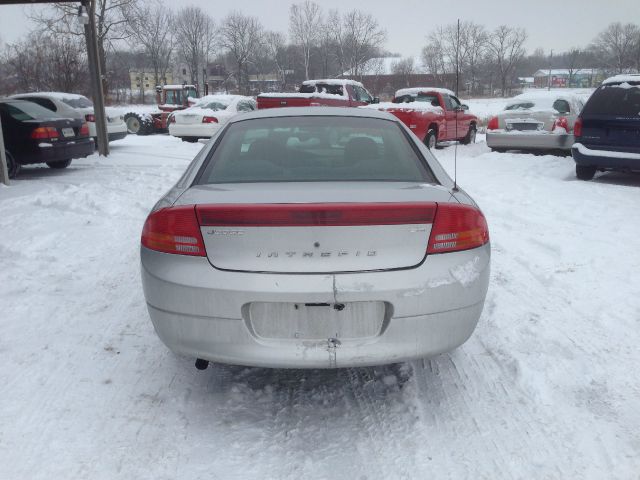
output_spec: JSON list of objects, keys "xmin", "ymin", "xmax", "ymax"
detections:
[
  {"xmin": 140, "ymin": 107, "xmax": 490, "ymax": 369},
  {"xmin": 486, "ymin": 92, "xmax": 584, "ymax": 153}
]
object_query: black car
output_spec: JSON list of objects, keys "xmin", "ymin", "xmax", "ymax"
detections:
[
  {"xmin": 572, "ymin": 74, "xmax": 640, "ymax": 180},
  {"xmin": 0, "ymin": 98, "xmax": 94, "ymax": 178}
]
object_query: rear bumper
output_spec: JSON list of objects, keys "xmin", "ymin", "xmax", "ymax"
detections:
[
  {"xmin": 18, "ymin": 138, "xmax": 95, "ymax": 165},
  {"xmin": 487, "ymin": 131, "xmax": 574, "ymax": 150},
  {"xmin": 140, "ymin": 244, "xmax": 490, "ymax": 368},
  {"xmin": 169, "ymin": 123, "xmax": 220, "ymax": 139},
  {"xmin": 572, "ymin": 142, "xmax": 640, "ymax": 170}
]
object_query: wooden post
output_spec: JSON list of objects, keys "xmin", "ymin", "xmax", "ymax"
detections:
[
  {"xmin": 83, "ymin": 0, "xmax": 109, "ymax": 156},
  {"xmin": 0, "ymin": 114, "xmax": 9, "ymax": 186}
]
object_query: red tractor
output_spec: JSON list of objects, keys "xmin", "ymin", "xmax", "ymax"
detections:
[{"xmin": 124, "ymin": 84, "xmax": 199, "ymax": 135}]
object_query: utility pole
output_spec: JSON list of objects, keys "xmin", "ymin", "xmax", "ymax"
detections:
[
  {"xmin": 547, "ymin": 49, "xmax": 553, "ymax": 91},
  {"xmin": 82, "ymin": 0, "xmax": 109, "ymax": 156},
  {"xmin": 0, "ymin": 114, "xmax": 9, "ymax": 186}
]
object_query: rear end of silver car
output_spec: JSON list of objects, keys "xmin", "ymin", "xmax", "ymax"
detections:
[
  {"xmin": 140, "ymin": 192, "xmax": 489, "ymax": 368},
  {"xmin": 486, "ymin": 110, "xmax": 575, "ymax": 151},
  {"xmin": 140, "ymin": 110, "xmax": 490, "ymax": 368}
]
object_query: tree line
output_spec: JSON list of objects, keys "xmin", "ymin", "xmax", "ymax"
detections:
[{"xmin": 0, "ymin": 0, "xmax": 638, "ymax": 100}]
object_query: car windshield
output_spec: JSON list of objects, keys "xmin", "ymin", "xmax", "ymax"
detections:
[
  {"xmin": 299, "ymin": 83, "xmax": 344, "ymax": 95},
  {"xmin": 197, "ymin": 116, "xmax": 434, "ymax": 184},
  {"xmin": 582, "ymin": 83, "xmax": 640, "ymax": 116},
  {"xmin": 61, "ymin": 96, "xmax": 93, "ymax": 108},
  {"xmin": 0, "ymin": 100, "xmax": 60, "ymax": 121},
  {"xmin": 505, "ymin": 102, "xmax": 535, "ymax": 110},
  {"xmin": 201, "ymin": 102, "xmax": 228, "ymax": 111}
]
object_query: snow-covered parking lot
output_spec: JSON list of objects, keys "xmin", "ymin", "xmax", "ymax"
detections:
[{"xmin": 1, "ymin": 134, "xmax": 639, "ymax": 479}]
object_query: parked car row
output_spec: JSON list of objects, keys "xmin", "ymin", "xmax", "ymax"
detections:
[
  {"xmin": 0, "ymin": 98, "xmax": 94, "ymax": 178},
  {"xmin": 485, "ymin": 74, "xmax": 640, "ymax": 180}
]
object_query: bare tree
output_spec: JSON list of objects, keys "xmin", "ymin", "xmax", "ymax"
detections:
[
  {"xmin": 565, "ymin": 48, "xmax": 583, "ymax": 86},
  {"xmin": 219, "ymin": 11, "xmax": 263, "ymax": 94},
  {"xmin": 174, "ymin": 6, "xmax": 216, "ymax": 93},
  {"xmin": 421, "ymin": 40, "xmax": 447, "ymax": 86},
  {"xmin": 289, "ymin": 1, "xmax": 322, "ymax": 80},
  {"xmin": 460, "ymin": 22, "xmax": 488, "ymax": 94},
  {"xmin": 392, "ymin": 57, "xmax": 415, "ymax": 87},
  {"xmin": 486, "ymin": 25, "xmax": 527, "ymax": 96},
  {"xmin": 592, "ymin": 22, "xmax": 640, "ymax": 73},
  {"xmin": 6, "ymin": 31, "xmax": 87, "ymax": 94},
  {"xmin": 126, "ymin": 0, "xmax": 174, "ymax": 88},
  {"xmin": 28, "ymin": 0, "xmax": 135, "ymax": 95},
  {"xmin": 263, "ymin": 30, "xmax": 288, "ymax": 89},
  {"xmin": 341, "ymin": 10, "xmax": 386, "ymax": 77}
]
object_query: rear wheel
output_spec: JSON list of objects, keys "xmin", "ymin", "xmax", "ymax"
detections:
[
  {"xmin": 461, "ymin": 124, "xmax": 476, "ymax": 145},
  {"xmin": 4, "ymin": 150, "xmax": 20, "ymax": 179},
  {"xmin": 124, "ymin": 113, "xmax": 154, "ymax": 135},
  {"xmin": 181, "ymin": 137, "xmax": 199, "ymax": 143},
  {"xmin": 491, "ymin": 148, "xmax": 506, "ymax": 153},
  {"xmin": 576, "ymin": 165, "xmax": 596, "ymax": 181},
  {"xmin": 424, "ymin": 129, "xmax": 437, "ymax": 149},
  {"xmin": 46, "ymin": 159, "xmax": 72, "ymax": 169}
]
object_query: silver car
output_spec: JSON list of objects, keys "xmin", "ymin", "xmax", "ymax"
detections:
[
  {"xmin": 486, "ymin": 91, "xmax": 584, "ymax": 153},
  {"xmin": 140, "ymin": 107, "xmax": 490, "ymax": 369}
]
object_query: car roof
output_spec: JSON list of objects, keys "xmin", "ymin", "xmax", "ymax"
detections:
[
  {"xmin": 227, "ymin": 106, "xmax": 399, "ymax": 124},
  {"xmin": 602, "ymin": 74, "xmax": 640, "ymax": 85}
]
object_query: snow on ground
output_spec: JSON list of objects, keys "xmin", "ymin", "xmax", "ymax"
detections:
[{"xmin": 1, "ymin": 134, "xmax": 639, "ymax": 479}]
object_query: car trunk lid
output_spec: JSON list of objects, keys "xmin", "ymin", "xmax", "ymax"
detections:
[{"xmin": 177, "ymin": 182, "xmax": 456, "ymax": 273}]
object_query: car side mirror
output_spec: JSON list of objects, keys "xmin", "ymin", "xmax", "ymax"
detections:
[
  {"xmin": 460, "ymin": 104, "xmax": 469, "ymax": 111},
  {"xmin": 370, "ymin": 97, "xmax": 379, "ymax": 104}
]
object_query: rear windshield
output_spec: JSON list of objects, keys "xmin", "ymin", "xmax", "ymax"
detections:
[
  {"xmin": 299, "ymin": 83, "xmax": 344, "ymax": 96},
  {"xmin": 196, "ymin": 116, "xmax": 435, "ymax": 184},
  {"xmin": 61, "ymin": 96, "xmax": 93, "ymax": 108},
  {"xmin": 0, "ymin": 101, "xmax": 59, "ymax": 121},
  {"xmin": 582, "ymin": 83, "xmax": 640, "ymax": 116}
]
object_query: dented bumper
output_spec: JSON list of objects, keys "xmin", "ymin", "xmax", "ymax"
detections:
[{"xmin": 140, "ymin": 244, "xmax": 490, "ymax": 368}]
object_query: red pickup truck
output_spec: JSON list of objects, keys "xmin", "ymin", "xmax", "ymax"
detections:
[
  {"xmin": 257, "ymin": 79, "xmax": 379, "ymax": 109},
  {"xmin": 365, "ymin": 88, "xmax": 478, "ymax": 148}
]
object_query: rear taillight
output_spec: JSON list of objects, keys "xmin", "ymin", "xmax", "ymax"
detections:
[
  {"xmin": 487, "ymin": 116, "xmax": 499, "ymax": 130},
  {"xmin": 79, "ymin": 122, "xmax": 90, "ymax": 137},
  {"xmin": 202, "ymin": 116, "xmax": 218, "ymax": 124},
  {"xmin": 573, "ymin": 117, "xmax": 583, "ymax": 137},
  {"xmin": 85, "ymin": 113, "xmax": 95, "ymax": 122},
  {"xmin": 195, "ymin": 203, "xmax": 437, "ymax": 227},
  {"xmin": 31, "ymin": 127, "xmax": 59, "ymax": 140},
  {"xmin": 167, "ymin": 114, "xmax": 175, "ymax": 124},
  {"xmin": 427, "ymin": 204, "xmax": 489, "ymax": 254},
  {"xmin": 552, "ymin": 116, "xmax": 569, "ymax": 133},
  {"xmin": 141, "ymin": 206, "xmax": 206, "ymax": 256}
]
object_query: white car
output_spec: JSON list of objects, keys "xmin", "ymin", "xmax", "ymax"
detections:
[
  {"xmin": 486, "ymin": 91, "xmax": 585, "ymax": 153},
  {"xmin": 11, "ymin": 92, "xmax": 127, "ymax": 146},
  {"xmin": 168, "ymin": 95, "xmax": 256, "ymax": 142}
]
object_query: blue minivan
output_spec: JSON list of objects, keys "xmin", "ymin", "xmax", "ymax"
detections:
[{"xmin": 572, "ymin": 74, "xmax": 640, "ymax": 180}]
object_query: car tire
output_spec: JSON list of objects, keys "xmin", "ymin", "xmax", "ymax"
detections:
[
  {"xmin": 46, "ymin": 159, "xmax": 72, "ymax": 169},
  {"xmin": 576, "ymin": 165, "xmax": 596, "ymax": 181},
  {"xmin": 461, "ymin": 124, "xmax": 476, "ymax": 145},
  {"xmin": 491, "ymin": 148, "xmax": 506, "ymax": 153},
  {"xmin": 181, "ymin": 137, "xmax": 198, "ymax": 143},
  {"xmin": 4, "ymin": 150, "xmax": 20, "ymax": 179},
  {"xmin": 424, "ymin": 129, "xmax": 437, "ymax": 149},
  {"xmin": 124, "ymin": 113, "xmax": 153, "ymax": 135}
]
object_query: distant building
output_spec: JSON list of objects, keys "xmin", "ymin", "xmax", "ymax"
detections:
[
  {"xmin": 533, "ymin": 69, "xmax": 604, "ymax": 88},
  {"xmin": 129, "ymin": 69, "xmax": 174, "ymax": 102},
  {"xmin": 341, "ymin": 56, "xmax": 457, "ymax": 99}
]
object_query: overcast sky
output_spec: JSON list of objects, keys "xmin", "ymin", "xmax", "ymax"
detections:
[{"xmin": 1, "ymin": 0, "xmax": 639, "ymax": 59}]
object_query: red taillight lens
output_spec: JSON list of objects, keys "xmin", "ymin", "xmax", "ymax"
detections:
[
  {"xmin": 202, "ymin": 116, "xmax": 218, "ymax": 124},
  {"xmin": 30, "ymin": 126, "xmax": 59, "ymax": 140},
  {"xmin": 167, "ymin": 114, "xmax": 175, "ymax": 124},
  {"xmin": 487, "ymin": 116, "xmax": 499, "ymax": 130},
  {"xmin": 573, "ymin": 117, "xmax": 582, "ymax": 137},
  {"xmin": 79, "ymin": 122, "xmax": 90, "ymax": 136},
  {"xmin": 196, "ymin": 203, "xmax": 437, "ymax": 227},
  {"xmin": 427, "ymin": 204, "xmax": 489, "ymax": 254},
  {"xmin": 141, "ymin": 206, "xmax": 206, "ymax": 256},
  {"xmin": 553, "ymin": 116, "xmax": 569, "ymax": 133},
  {"xmin": 85, "ymin": 113, "xmax": 95, "ymax": 122}
]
